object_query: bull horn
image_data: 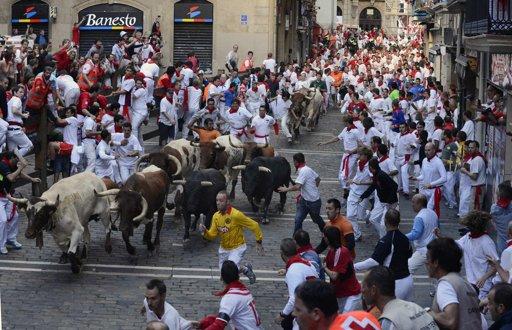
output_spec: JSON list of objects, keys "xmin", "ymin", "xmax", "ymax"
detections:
[
  {"xmin": 133, "ymin": 196, "xmax": 149, "ymax": 222},
  {"xmin": 258, "ymin": 166, "xmax": 272, "ymax": 173},
  {"xmin": 200, "ymin": 181, "xmax": 213, "ymax": 187},
  {"xmin": 189, "ymin": 141, "xmax": 200, "ymax": 147},
  {"xmin": 171, "ymin": 180, "xmax": 187, "ymax": 185},
  {"xmin": 45, "ymin": 194, "xmax": 60, "ymax": 208},
  {"xmin": 134, "ymin": 153, "xmax": 150, "ymax": 171},
  {"xmin": 228, "ymin": 135, "xmax": 244, "ymax": 148},
  {"xmin": 95, "ymin": 189, "xmax": 120, "ymax": 197},
  {"xmin": 167, "ymin": 154, "xmax": 182, "ymax": 177},
  {"xmin": 232, "ymin": 165, "xmax": 246, "ymax": 170},
  {"xmin": 110, "ymin": 206, "xmax": 119, "ymax": 212},
  {"xmin": 6, "ymin": 194, "xmax": 28, "ymax": 205}
]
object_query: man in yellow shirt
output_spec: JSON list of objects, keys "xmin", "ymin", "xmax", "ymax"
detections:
[{"xmin": 199, "ymin": 191, "xmax": 264, "ymax": 284}]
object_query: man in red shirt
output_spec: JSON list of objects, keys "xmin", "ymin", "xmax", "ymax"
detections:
[{"xmin": 78, "ymin": 84, "xmax": 108, "ymax": 121}]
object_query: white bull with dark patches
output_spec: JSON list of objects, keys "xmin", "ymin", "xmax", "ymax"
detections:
[
  {"xmin": 305, "ymin": 88, "xmax": 324, "ymax": 131},
  {"xmin": 8, "ymin": 172, "xmax": 112, "ymax": 273}
]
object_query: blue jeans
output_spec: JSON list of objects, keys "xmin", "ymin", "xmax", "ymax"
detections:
[{"xmin": 294, "ymin": 198, "xmax": 325, "ymax": 233}]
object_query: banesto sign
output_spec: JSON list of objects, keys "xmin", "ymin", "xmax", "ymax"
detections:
[{"xmin": 80, "ymin": 11, "xmax": 143, "ymax": 28}]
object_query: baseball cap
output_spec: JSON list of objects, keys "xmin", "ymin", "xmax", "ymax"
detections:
[
  {"xmin": 120, "ymin": 31, "xmax": 127, "ymax": 37},
  {"xmin": 198, "ymin": 70, "xmax": 204, "ymax": 74}
]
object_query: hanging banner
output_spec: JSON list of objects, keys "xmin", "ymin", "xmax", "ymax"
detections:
[{"xmin": 491, "ymin": 54, "xmax": 512, "ymax": 91}]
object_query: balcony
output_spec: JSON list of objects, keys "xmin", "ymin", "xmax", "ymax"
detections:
[{"xmin": 464, "ymin": 0, "xmax": 512, "ymax": 36}]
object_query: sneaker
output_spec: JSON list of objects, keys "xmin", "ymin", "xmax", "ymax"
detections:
[
  {"xmin": 0, "ymin": 247, "xmax": 7, "ymax": 255},
  {"xmin": 6, "ymin": 240, "xmax": 22, "ymax": 250},
  {"xmin": 243, "ymin": 263, "xmax": 257, "ymax": 284}
]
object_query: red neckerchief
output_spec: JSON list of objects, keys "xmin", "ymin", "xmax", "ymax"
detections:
[
  {"xmin": 251, "ymin": 86, "xmax": 258, "ymax": 92},
  {"xmin": 295, "ymin": 162, "xmax": 306, "ymax": 172},
  {"xmin": 114, "ymin": 125, "xmax": 122, "ymax": 133},
  {"xmin": 471, "ymin": 151, "xmax": 488, "ymax": 166},
  {"xmin": 372, "ymin": 145, "xmax": 378, "ymax": 152},
  {"xmin": 165, "ymin": 95, "xmax": 173, "ymax": 103},
  {"xmin": 379, "ymin": 155, "xmax": 389, "ymax": 163},
  {"xmin": 229, "ymin": 107, "xmax": 238, "ymax": 114},
  {"xmin": 214, "ymin": 280, "xmax": 248, "ymax": 297},
  {"xmin": 507, "ymin": 240, "xmax": 512, "ymax": 248},
  {"xmin": 346, "ymin": 124, "xmax": 357, "ymax": 131},
  {"xmin": 297, "ymin": 244, "xmax": 314, "ymax": 254},
  {"xmin": 373, "ymin": 95, "xmax": 382, "ymax": 99},
  {"xmin": 207, "ymin": 106, "xmax": 215, "ymax": 114},
  {"xmin": 358, "ymin": 159, "xmax": 367, "ymax": 171},
  {"xmin": 220, "ymin": 205, "xmax": 233, "ymax": 215},
  {"xmin": 285, "ymin": 254, "xmax": 311, "ymax": 270},
  {"xmin": 497, "ymin": 197, "xmax": 511, "ymax": 209},
  {"xmin": 469, "ymin": 231, "xmax": 487, "ymax": 239},
  {"xmin": 124, "ymin": 74, "xmax": 133, "ymax": 80}
]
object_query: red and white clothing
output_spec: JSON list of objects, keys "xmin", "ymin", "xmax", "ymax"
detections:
[
  {"xmin": 326, "ymin": 246, "xmax": 361, "ymax": 313},
  {"xmin": 140, "ymin": 61, "xmax": 159, "ymax": 104},
  {"xmin": 130, "ymin": 86, "xmax": 148, "ymax": 151},
  {"xmin": 469, "ymin": 154, "xmax": 486, "ymax": 211},
  {"xmin": 361, "ymin": 127, "xmax": 383, "ymax": 148},
  {"xmin": 225, "ymin": 107, "xmax": 253, "ymax": 142},
  {"xmin": 283, "ymin": 256, "xmax": 318, "ymax": 315},
  {"xmin": 118, "ymin": 76, "xmax": 135, "ymax": 120},
  {"xmin": 207, "ymin": 282, "xmax": 262, "ymax": 330},
  {"xmin": 6, "ymin": 95, "xmax": 32, "ymax": 156},
  {"xmin": 337, "ymin": 126, "xmax": 362, "ymax": 190},
  {"xmin": 111, "ymin": 133, "xmax": 143, "ymax": 184},
  {"xmin": 143, "ymin": 299, "xmax": 192, "ymax": 329},
  {"xmin": 417, "ymin": 156, "xmax": 447, "ymax": 217},
  {"xmin": 250, "ymin": 115, "xmax": 275, "ymax": 144}
]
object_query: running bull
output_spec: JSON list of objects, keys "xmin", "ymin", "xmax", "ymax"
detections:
[
  {"xmin": 233, "ymin": 156, "xmax": 293, "ymax": 224},
  {"xmin": 171, "ymin": 169, "xmax": 226, "ymax": 242},
  {"xmin": 8, "ymin": 172, "xmax": 112, "ymax": 273},
  {"xmin": 95, "ymin": 165, "xmax": 169, "ymax": 255}
]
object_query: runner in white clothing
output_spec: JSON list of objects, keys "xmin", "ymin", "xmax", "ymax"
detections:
[
  {"xmin": 130, "ymin": 78, "xmax": 149, "ymax": 151},
  {"xmin": 6, "ymin": 86, "xmax": 32, "ymax": 156},
  {"xmin": 140, "ymin": 57, "xmax": 160, "ymax": 105},
  {"xmin": 224, "ymin": 99, "xmax": 253, "ymax": 142},
  {"xmin": 111, "ymin": 122, "xmax": 143, "ymax": 184},
  {"xmin": 55, "ymin": 72, "xmax": 80, "ymax": 107},
  {"xmin": 250, "ymin": 106, "xmax": 275, "ymax": 145}
]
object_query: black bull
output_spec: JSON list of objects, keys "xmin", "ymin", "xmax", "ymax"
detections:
[
  {"xmin": 171, "ymin": 169, "xmax": 227, "ymax": 241},
  {"xmin": 235, "ymin": 156, "xmax": 293, "ymax": 223}
]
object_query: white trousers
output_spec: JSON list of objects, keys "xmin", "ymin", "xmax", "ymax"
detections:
[
  {"xmin": 218, "ymin": 244, "xmax": 247, "ymax": 270},
  {"xmin": 337, "ymin": 293, "xmax": 361, "ymax": 313},
  {"xmin": 64, "ymin": 88, "xmax": 81, "ymax": 107},
  {"xmin": 396, "ymin": 275, "xmax": 414, "ymax": 301},
  {"xmin": 369, "ymin": 199, "xmax": 392, "ymax": 238},
  {"xmin": 459, "ymin": 181, "xmax": 472, "ymax": 217},
  {"xmin": 181, "ymin": 109, "xmax": 197, "ymax": 139},
  {"xmin": 408, "ymin": 249, "xmax": 427, "ymax": 274},
  {"xmin": 82, "ymin": 140, "xmax": 96, "ymax": 173},
  {"xmin": 7, "ymin": 129, "xmax": 33, "ymax": 156},
  {"xmin": 419, "ymin": 187, "xmax": 437, "ymax": 211},
  {"xmin": 280, "ymin": 115, "xmax": 292, "ymax": 139},
  {"xmin": 0, "ymin": 198, "xmax": 19, "ymax": 249},
  {"xmin": 119, "ymin": 164, "xmax": 135, "ymax": 184},
  {"xmin": 443, "ymin": 171, "xmax": 457, "ymax": 207},
  {"xmin": 144, "ymin": 78, "xmax": 155, "ymax": 104},
  {"xmin": 131, "ymin": 112, "xmax": 146, "ymax": 153},
  {"xmin": 338, "ymin": 153, "xmax": 357, "ymax": 190},
  {"xmin": 347, "ymin": 191, "xmax": 369, "ymax": 240}
]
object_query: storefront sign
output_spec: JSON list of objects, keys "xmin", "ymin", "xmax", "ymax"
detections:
[
  {"xmin": 78, "ymin": 5, "xmax": 143, "ymax": 30},
  {"xmin": 11, "ymin": 3, "xmax": 49, "ymax": 23},
  {"xmin": 491, "ymin": 54, "xmax": 512, "ymax": 91},
  {"xmin": 174, "ymin": 1, "xmax": 213, "ymax": 23}
]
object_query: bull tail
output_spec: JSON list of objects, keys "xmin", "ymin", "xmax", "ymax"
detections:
[{"xmin": 288, "ymin": 174, "xmax": 295, "ymax": 187}]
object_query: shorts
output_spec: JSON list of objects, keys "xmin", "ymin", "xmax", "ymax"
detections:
[
  {"xmin": 54, "ymin": 154, "xmax": 71, "ymax": 175},
  {"xmin": 158, "ymin": 122, "xmax": 175, "ymax": 141}
]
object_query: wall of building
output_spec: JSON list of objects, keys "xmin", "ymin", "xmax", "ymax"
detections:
[
  {"xmin": 337, "ymin": 0, "xmax": 401, "ymax": 35},
  {"xmin": 0, "ymin": 0, "xmax": 276, "ymax": 74},
  {"xmin": 316, "ymin": 0, "xmax": 337, "ymax": 29}
]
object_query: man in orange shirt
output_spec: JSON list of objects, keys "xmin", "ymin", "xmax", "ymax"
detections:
[
  {"xmin": 330, "ymin": 66, "xmax": 343, "ymax": 90},
  {"xmin": 188, "ymin": 118, "xmax": 221, "ymax": 143},
  {"xmin": 315, "ymin": 198, "xmax": 355, "ymax": 258}
]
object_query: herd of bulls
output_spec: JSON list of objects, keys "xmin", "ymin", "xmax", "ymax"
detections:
[{"xmin": 7, "ymin": 136, "xmax": 294, "ymax": 273}]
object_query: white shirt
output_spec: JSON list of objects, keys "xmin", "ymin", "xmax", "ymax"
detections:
[
  {"xmin": 180, "ymin": 67, "xmax": 194, "ymax": 87},
  {"xmin": 111, "ymin": 133, "xmax": 142, "ymax": 167},
  {"xmin": 218, "ymin": 287, "xmax": 262, "ymax": 330},
  {"xmin": 270, "ymin": 95, "xmax": 291, "ymax": 120},
  {"xmin": 187, "ymin": 86, "xmax": 202, "ymax": 111},
  {"xmin": 395, "ymin": 132, "xmax": 417, "ymax": 160},
  {"xmin": 469, "ymin": 155, "xmax": 486, "ymax": 186},
  {"xmin": 461, "ymin": 120, "xmax": 475, "ymax": 141},
  {"xmin": 119, "ymin": 77, "xmax": 135, "ymax": 106},
  {"xmin": 101, "ymin": 113, "xmax": 115, "ymax": 133},
  {"xmin": 379, "ymin": 157, "xmax": 397, "ymax": 175},
  {"xmin": 225, "ymin": 107, "xmax": 253, "ymax": 136},
  {"xmin": 140, "ymin": 62, "xmax": 160, "ymax": 80},
  {"xmin": 283, "ymin": 262, "xmax": 318, "ymax": 314},
  {"xmin": 131, "ymin": 87, "xmax": 148, "ymax": 116},
  {"xmin": 338, "ymin": 127, "xmax": 362, "ymax": 153},
  {"xmin": 351, "ymin": 161, "xmax": 372, "ymax": 195},
  {"xmin": 95, "ymin": 140, "xmax": 115, "ymax": 176},
  {"xmin": 456, "ymin": 234, "xmax": 498, "ymax": 287},
  {"xmin": 251, "ymin": 115, "xmax": 275, "ymax": 143},
  {"xmin": 6, "ymin": 96, "xmax": 23, "ymax": 125},
  {"xmin": 159, "ymin": 97, "xmax": 177, "ymax": 126},
  {"xmin": 411, "ymin": 208, "xmax": 438, "ymax": 250},
  {"xmin": 295, "ymin": 165, "xmax": 320, "ymax": 202},
  {"xmin": 82, "ymin": 116, "xmax": 97, "ymax": 141},
  {"xmin": 494, "ymin": 244, "xmax": 512, "ymax": 284},
  {"xmin": 63, "ymin": 117, "xmax": 80, "ymax": 146},
  {"xmin": 262, "ymin": 58, "xmax": 276, "ymax": 73},
  {"xmin": 417, "ymin": 156, "xmax": 447, "ymax": 188},
  {"xmin": 56, "ymin": 75, "xmax": 79, "ymax": 96},
  {"xmin": 143, "ymin": 299, "xmax": 192, "ymax": 330},
  {"xmin": 361, "ymin": 127, "xmax": 383, "ymax": 147}
]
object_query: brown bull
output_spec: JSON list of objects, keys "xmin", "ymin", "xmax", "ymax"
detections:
[
  {"xmin": 288, "ymin": 91, "xmax": 310, "ymax": 142},
  {"xmin": 95, "ymin": 165, "xmax": 169, "ymax": 255}
]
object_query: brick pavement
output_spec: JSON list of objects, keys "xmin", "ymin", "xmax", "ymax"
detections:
[{"xmin": 0, "ymin": 110, "xmax": 462, "ymax": 329}]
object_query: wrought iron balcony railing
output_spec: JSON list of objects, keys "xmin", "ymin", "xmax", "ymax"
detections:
[{"xmin": 464, "ymin": 0, "xmax": 512, "ymax": 35}]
